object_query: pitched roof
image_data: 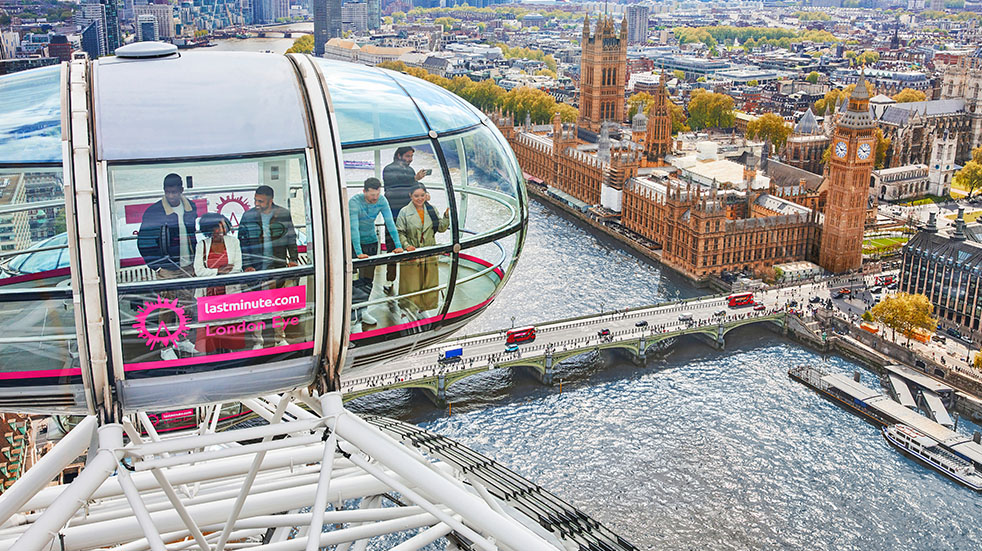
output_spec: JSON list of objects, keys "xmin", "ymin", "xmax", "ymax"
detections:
[
  {"xmin": 879, "ymin": 99, "xmax": 966, "ymax": 125},
  {"xmin": 765, "ymin": 159, "xmax": 824, "ymax": 190},
  {"xmin": 793, "ymin": 108, "xmax": 821, "ymax": 135}
]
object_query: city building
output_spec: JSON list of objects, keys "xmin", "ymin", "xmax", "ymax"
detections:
[
  {"xmin": 341, "ymin": 2, "xmax": 369, "ymax": 33},
  {"xmin": 928, "ymin": 129, "xmax": 957, "ymax": 197},
  {"xmin": 780, "ymin": 108, "xmax": 830, "ymax": 176},
  {"xmin": 877, "ymin": 98, "xmax": 972, "ymax": 167},
  {"xmin": 901, "ymin": 210, "xmax": 982, "ymax": 340},
  {"xmin": 643, "ymin": 72, "xmax": 672, "ymax": 165},
  {"xmin": 820, "ymin": 75, "xmax": 876, "ymax": 274},
  {"xmin": 47, "ymin": 35, "xmax": 73, "ymax": 62},
  {"xmin": 871, "ymin": 164, "xmax": 929, "ymax": 201},
  {"xmin": 133, "ymin": 4, "xmax": 176, "ymax": 41},
  {"xmin": 313, "ymin": 0, "xmax": 342, "ymax": 56},
  {"xmin": 941, "ymin": 49, "xmax": 982, "ymax": 162},
  {"xmin": 137, "ymin": 14, "xmax": 159, "ymax": 42},
  {"xmin": 253, "ymin": 0, "xmax": 290, "ymax": 25},
  {"xmin": 577, "ymin": 15, "xmax": 628, "ymax": 134},
  {"xmin": 625, "ymin": 5, "xmax": 650, "ymax": 45},
  {"xmin": 76, "ymin": 3, "xmax": 107, "ymax": 58},
  {"xmin": 367, "ymin": 0, "xmax": 381, "ymax": 31}
]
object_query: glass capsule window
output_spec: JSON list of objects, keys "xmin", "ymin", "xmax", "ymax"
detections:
[{"xmin": 105, "ymin": 153, "xmax": 317, "ymax": 374}]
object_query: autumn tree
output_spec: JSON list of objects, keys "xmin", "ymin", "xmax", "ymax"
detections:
[
  {"xmin": 536, "ymin": 68, "xmax": 556, "ymax": 79},
  {"xmin": 285, "ymin": 34, "xmax": 314, "ymax": 54},
  {"xmin": 669, "ymin": 101, "xmax": 689, "ymax": 134},
  {"xmin": 971, "ymin": 145, "xmax": 982, "ymax": 165},
  {"xmin": 814, "ymin": 81, "xmax": 874, "ymax": 114},
  {"xmin": 871, "ymin": 292, "xmax": 937, "ymax": 343},
  {"xmin": 806, "ymin": 71, "xmax": 820, "ymax": 84},
  {"xmin": 747, "ymin": 79, "xmax": 759, "ymax": 87},
  {"xmin": 746, "ymin": 113, "xmax": 792, "ymax": 153},
  {"xmin": 673, "ymin": 70, "xmax": 686, "ymax": 81},
  {"xmin": 627, "ymin": 92, "xmax": 655, "ymax": 119},
  {"xmin": 892, "ymin": 88, "xmax": 926, "ymax": 103},
  {"xmin": 954, "ymin": 161, "xmax": 982, "ymax": 197},
  {"xmin": 687, "ymin": 89, "xmax": 735, "ymax": 130}
]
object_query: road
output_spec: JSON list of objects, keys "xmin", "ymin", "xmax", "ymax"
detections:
[{"xmin": 340, "ymin": 271, "xmax": 914, "ymax": 393}]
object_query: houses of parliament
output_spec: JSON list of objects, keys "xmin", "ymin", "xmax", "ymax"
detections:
[{"xmin": 491, "ymin": 15, "xmax": 873, "ymax": 282}]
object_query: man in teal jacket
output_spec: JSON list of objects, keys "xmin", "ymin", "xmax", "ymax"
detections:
[{"xmin": 349, "ymin": 178, "xmax": 403, "ymax": 326}]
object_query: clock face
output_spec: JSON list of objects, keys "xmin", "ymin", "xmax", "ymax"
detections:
[
  {"xmin": 835, "ymin": 141, "xmax": 848, "ymax": 158},
  {"xmin": 858, "ymin": 143, "xmax": 872, "ymax": 160}
]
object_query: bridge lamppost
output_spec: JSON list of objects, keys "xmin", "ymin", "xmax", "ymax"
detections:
[
  {"xmin": 600, "ymin": 301, "xmax": 605, "ymax": 315},
  {"xmin": 510, "ymin": 316, "xmax": 516, "ymax": 329}
]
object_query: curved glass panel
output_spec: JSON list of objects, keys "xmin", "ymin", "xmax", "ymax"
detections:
[
  {"xmin": 313, "ymin": 59, "xmax": 428, "ymax": 145},
  {"xmin": 440, "ymin": 125, "xmax": 521, "ymax": 244},
  {"xmin": 106, "ymin": 154, "xmax": 317, "ymax": 375},
  {"xmin": 0, "ymin": 66, "xmax": 62, "ymax": 165},
  {"xmin": 0, "ymin": 167, "xmax": 78, "ymax": 392},
  {"xmin": 383, "ymin": 69, "xmax": 482, "ymax": 134}
]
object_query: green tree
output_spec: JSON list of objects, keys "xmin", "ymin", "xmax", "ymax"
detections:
[
  {"xmin": 536, "ymin": 68, "xmax": 556, "ymax": 79},
  {"xmin": 627, "ymin": 92, "xmax": 655, "ymax": 119},
  {"xmin": 874, "ymin": 128, "xmax": 890, "ymax": 169},
  {"xmin": 392, "ymin": 11, "xmax": 406, "ymax": 23},
  {"xmin": 687, "ymin": 89, "xmax": 735, "ymax": 130},
  {"xmin": 383, "ymin": 16, "xmax": 393, "ymax": 25},
  {"xmin": 806, "ymin": 71, "xmax": 820, "ymax": 84},
  {"xmin": 285, "ymin": 34, "xmax": 314, "ymax": 54},
  {"xmin": 696, "ymin": 76, "xmax": 707, "ymax": 83},
  {"xmin": 672, "ymin": 70, "xmax": 686, "ymax": 81},
  {"xmin": 862, "ymin": 310, "xmax": 874, "ymax": 323},
  {"xmin": 434, "ymin": 17, "xmax": 458, "ymax": 31},
  {"xmin": 871, "ymin": 293, "xmax": 937, "ymax": 343},
  {"xmin": 747, "ymin": 79, "xmax": 759, "ymax": 87},
  {"xmin": 892, "ymin": 88, "xmax": 926, "ymax": 103},
  {"xmin": 954, "ymin": 161, "xmax": 982, "ymax": 197},
  {"xmin": 746, "ymin": 113, "xmax": 792, "ymax": 152}
]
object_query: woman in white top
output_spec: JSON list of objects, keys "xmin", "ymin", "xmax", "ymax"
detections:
[{"xmin": 193, "ymin": 213, "xmax": 243, "ymax": 353}]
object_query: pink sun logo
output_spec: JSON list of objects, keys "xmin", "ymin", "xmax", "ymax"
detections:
[
  {"xmin": 215, "ymin": 194, "xmax": 250, "ymax": 227},
  {"xmin": 132, "ymin": 296, "xmax": 189, "ymax": 350}
]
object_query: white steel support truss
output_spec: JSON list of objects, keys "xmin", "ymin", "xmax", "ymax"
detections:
[{"xmin": 0, "ymin": 392, "xmax": 562, "ymax": 551}]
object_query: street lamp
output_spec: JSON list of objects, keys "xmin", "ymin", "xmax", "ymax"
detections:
[
  {"xmin": 510, "ymin": 316, "xmax": 516, "ymax": 329},
  {"xmin": 600, "ymin": 301, "xmax": 605, "ymax": 315}
]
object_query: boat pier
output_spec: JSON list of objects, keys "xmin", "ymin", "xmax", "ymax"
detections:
[{"xmin": 789, "ymin": 365, "xmax": 982, "ymax": 469}]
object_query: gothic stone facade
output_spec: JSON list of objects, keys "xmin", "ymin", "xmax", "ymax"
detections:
[{"xmin": 577, "ymin": 15, "xmax": 628, "ymax": 134}]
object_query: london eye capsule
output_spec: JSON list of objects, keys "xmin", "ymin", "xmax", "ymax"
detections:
[{"xmin": 0, "ymin": 44, "xmax": 527, "ymax": 415}]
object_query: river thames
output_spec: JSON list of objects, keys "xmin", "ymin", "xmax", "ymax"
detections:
[
  {"xmin": 349, "ymin": 201, "xmax": 982, "ymax": 551},
  {"xmin": 203, "ymin": 37, "xmax": 981, "ymax": 549}
]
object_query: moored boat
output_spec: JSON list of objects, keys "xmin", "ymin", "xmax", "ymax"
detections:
[{"xmin": 883, "ymin": 424, "xmax": 982, "ymax": 492}]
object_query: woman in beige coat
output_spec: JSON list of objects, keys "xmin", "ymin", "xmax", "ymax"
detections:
[{"xmin": 395, "ymin": 184, "xmax": 450, "ymax": 314}]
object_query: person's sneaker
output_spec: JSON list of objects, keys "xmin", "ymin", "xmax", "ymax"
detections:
[
  {"xmin": 362, "ymin": 311, "xmax": 378, "ymax": 325},
  {"xmin": 160, "ymin": 348, "xmax": 178, "ymax": 361}
]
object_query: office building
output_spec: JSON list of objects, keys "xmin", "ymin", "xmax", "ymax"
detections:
[
  {"xmin": 137, "ymin": 14, "xmax": 160, "ymax": 42},
  {"xmin": 314, "ymin": 0, "xmax": 342, "ymax": 56},
  {"xmin": 134, "ymin": 4, "xmax": 176, "ymax": 40},
  {"xmin": 625, "ymin": 5, "xmax": 650, "ymax": 45},
  {"xmin": 342, "ymin": 2, "xmax": 369, "ymax": 33}
]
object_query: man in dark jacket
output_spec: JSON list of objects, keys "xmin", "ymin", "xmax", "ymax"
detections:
[
  {"xmin": 137, "ymin": 173, "xmax": 198, "ymax": 278},
  {"xmin": 136, "ymin": 173, "xmax": 200, "ymax": 360},
  {"xmin": 239, "ymin": 185, "xmax": 299, "ymax": 272},
  {"xmin": 382, "ymin": 146, "xmax": 427, "ymax": 291},
  {"xmin": 239, "ymin": 185, "xmax": 299, "ymax": 348}
]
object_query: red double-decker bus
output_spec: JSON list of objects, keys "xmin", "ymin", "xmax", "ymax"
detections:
[
  {"xmin": 875, "ymin": 275, "xmax": 896, "ymax": 286},
  {"xmin": 506, "ymin": 326, "xmax": 536, "ymax": 344},
  {"xmin": 728, "ymin": 293, "xmax": 754, "ymax": 307}
]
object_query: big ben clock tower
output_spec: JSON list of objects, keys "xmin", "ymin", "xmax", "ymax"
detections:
[{"xmin": 819, "ymin": 74, "xmax": 875, "ymax": 273}]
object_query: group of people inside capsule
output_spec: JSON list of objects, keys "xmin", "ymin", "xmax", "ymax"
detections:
[
  {"xmin": 137, "ymin": 173, "xmax": 299, "ymax": 360},
  {"xmin": 348, "ymin": 145, "xmax": 450, "ymax": 328}
]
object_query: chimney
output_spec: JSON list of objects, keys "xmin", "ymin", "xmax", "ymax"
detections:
[
  {"xmin": 952, "ymin": 208, "xmax": 966, "ymax": 241},
  {"xmin": 925, "ymin": 211, "xmax": 938, "ymax": 233}
]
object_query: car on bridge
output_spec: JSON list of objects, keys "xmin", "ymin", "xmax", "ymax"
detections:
[
  {"xmin": 635, "ymin": 320, "xmax": 648, "ymax": 327},
  {"xmin": 504, "ymin": 343, "xmax": 519, "ymax": 353},
  {"xmin": 678, "ymin": 313, "xmax": 693, "ymax": 322},
  {"xmin": 714, "ymin": 310, "xmax": 726, "ymax": 317},
  {"xmin": 598, "ymin": 328, "xmax": 611, "ymax": 337},
  {"xmin": 753, "ymin": 303, "xmax": 766, "ymax": 311}
]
